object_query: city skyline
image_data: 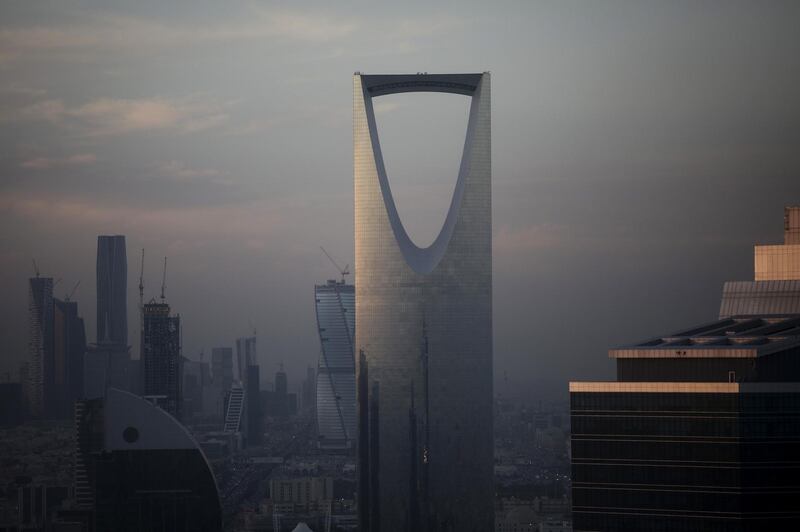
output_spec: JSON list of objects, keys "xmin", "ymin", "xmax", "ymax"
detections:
[{"xmin": 2, "ymin": 2, "xmax": 800, "ymax": 402}]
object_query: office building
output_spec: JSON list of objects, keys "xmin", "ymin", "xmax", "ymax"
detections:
[
  {"xmin": 0, "ymin": 382, "xmax": 22, "ymax": 427},
  {"xmin": 52, "ymin": 298, "xmax": 86, "ymax": 418},
  {"xmin": 354, "ymin": 73, "xmax": 493, "ymax": 530},
  {"xmin": 75, "ymin": 388, "xmax": 221, "ymax": 531},
  {"xmin": 571, "ymin": 208, "xmax": 800, "ymax": 531},
  {"xmin": 83, "ymin": 342, "xmax": 133, "ymax": 399},
  {"xmin": 142, "ymin": 302, "xmax": 181, "ymax": 418},
  {"xmin": 28, "ymin": 276, "xmax": 54, "ymax": 418},
  {"xmin": 264, "ymin": 365, "xmax": 290, "ymax": 419},
  {"xmin": 245, "ymin": 364, "xmax": 262, "ymax": 445},
  {"xmin": 236, "ymin": 335, "xmax": 257, "ymax": 382},
  {"xmin": 303, "ymin": 366, "xmax": 316, "ymax": 411},
  {"xmin": 209, "ymin": 347, "xmax": 233, "ymax": 419},
  {"xmin": 96, "ymin": 235, "xmax": 127, "ymax": 347},
  {"xmin": 315, "ymin": 279, "xmax": 356, "ymax": 450}
]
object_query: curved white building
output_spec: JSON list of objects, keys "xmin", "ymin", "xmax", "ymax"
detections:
[{"xmin": 354, "ymin": 73, "xmax": 493, "ymax": 531}]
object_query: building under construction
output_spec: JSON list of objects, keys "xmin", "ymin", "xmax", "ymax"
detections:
[{"xmin": 142, "ymin": 301, "xmax": 181, "ymax": 419}]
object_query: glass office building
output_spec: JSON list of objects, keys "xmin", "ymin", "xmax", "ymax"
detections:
[
  {"xmin": 354, "ymin": 72, "xmax": 493, "ymax": 531},
  {"xmin": 571, "ymin": 208, "xmax": 800, "ymax": 531},
  {"xmin": 96, "ymin": 235, "xmax": 127, "ymax": 346},
  {"xmin": 76, "ymin": 388, "xmax": 221, "ymax": 531},
  {"xmin": 315, "ymin": 279, "xmax": 356, "ymax": 450}
]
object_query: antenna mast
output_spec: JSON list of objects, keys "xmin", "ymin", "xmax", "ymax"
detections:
[
  {"xmin": 139, "ymin": 249, "xmax": 145, "ymax": 310},
  {"xmin": 160, "ymin": 256, "xmax": 167, "ymax": 302},
  {"xmin": 320, "ymin": 246, "xmax": 350, "ymax": 283}
]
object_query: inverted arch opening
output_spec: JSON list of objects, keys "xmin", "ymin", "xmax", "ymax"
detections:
[{"xmin": 372, "ymin": 92, "xmax": 471, "ymax": 249}]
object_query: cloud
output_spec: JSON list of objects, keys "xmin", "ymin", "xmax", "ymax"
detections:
[
  {"xmin": 11, "ymin": 95, "xmax": 229, "ymax": 136},
  {"xmin": 374, "ymin": 101, "xmax": 401, "ymax": 115},
  {"xmin": 0, "ymin": 192, "xmax": 281, "ymax": 244},
  {"xmin": 20, "ymin": 153, "xmax": 96, "ymax": 170},
  {"xmin": 494, "ymin": 224, "xmax": 571, "ymax": 254},
  {"xmin": 154, "ymin": 160, "xmax": 229, "ymax": 183},
  {"xmin": 0, "ymin": 8, "xmax": 358, "ymax": 63}
]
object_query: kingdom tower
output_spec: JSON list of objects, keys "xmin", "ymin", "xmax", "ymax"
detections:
[{"xmin": 354, "ymin": 72, "xmax": 493, "ymax": 531}]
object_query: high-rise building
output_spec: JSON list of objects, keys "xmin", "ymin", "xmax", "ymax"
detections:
[
  {"xmin": 245, "ymin": 364, "xmax": 262, "ymax": 445},
  {"xmin": 28, "ymin": 276, "xmax": 53, "ymax": 418},
  {"xmin": 315, "ymin": 279, "xmax": 356, "ymax": 450},
  {"xmin": 210, "ymin": 347, "xmax": 233, "ymax": 419},
  {"xmin": 75, "ymin": 388, "xmax": 221, "ymax": 531},
  {"xmin": 142, "ymin": 302, "xmax": 181, "ymax": 418},
  {"xmin": 302, "ymin": 366, "xmax": 316, "ymax": 412},
  {"xmin": 354, "ymin": 72, "xmax": 493, "ymax": 531},
  {"xmin": 53, "ymin": 298, "xmax": 86, "ymax": 418},
  {"xmin": 275, "ymin": 364, "xmax": 288, "ymax": 395},
  {"xmin": 85, "ymin": 235, "xmax": 132, "ymax": 400},
  {"xmin": 211, "ymin": 347, "xmax": 234, "ymax": 390},
  {"xmin": 570, "ymin": 208, "xmax": 800, "ymax": 531},
  {"xmin": 96, "ymin": 235, "xmax": 127, "ymax": 346},
  {"xmin": 236, "ymin": 335, "xmax": 257, "ymax": 382}
]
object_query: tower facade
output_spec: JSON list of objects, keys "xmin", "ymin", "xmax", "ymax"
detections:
[
  {"xmin": 354, "ymin": 73, "xmax": 493, "ymax": 531},
  {"xmin": 28, "ymin": 276, "xmax": 54, "ymax": 418},
  {"xmin": 315, "ymin": 279, "xmax": 356, "ymax": 450},
  {"xmin": 96, "ymin": 235, "xmax": 127, "ymax": 346}
]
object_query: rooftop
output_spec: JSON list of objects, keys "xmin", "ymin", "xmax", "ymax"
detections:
[{"xmin": 611, "ymin": 315, "xmax": 800, "ymax": 359}]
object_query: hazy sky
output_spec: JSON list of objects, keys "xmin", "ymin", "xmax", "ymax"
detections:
[{"xmin": 1, "ymin": 1, "xmax": 799, "ymax": 400}]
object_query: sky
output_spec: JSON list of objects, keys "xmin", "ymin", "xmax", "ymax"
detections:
[{"xmin": 1, "ymin": 1, "xmax": 799, "ymax": 401}]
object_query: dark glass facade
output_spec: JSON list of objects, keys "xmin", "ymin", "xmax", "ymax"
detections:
[
  {"xmin": 315, "ymin": 280, "xmax": 356, "ymax": 449},
  {"xmin": 571, "ymin": 388, "xmax": 800, "ymax": 531},
  {"xmin": 96, "ymin": 235, "xmax": 127, "ymax": 346}
]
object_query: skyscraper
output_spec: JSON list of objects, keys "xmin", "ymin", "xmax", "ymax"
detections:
[
  {"xmin": 27, "ymin": 276, "xmax": 53, "ymax": 418},
  {"xmin": 236, "ymin": 335, "xmax": 257, "ymax": 383},
  {"xmin": 53, "ymin": 297, "xmax": 86, "ymax": 418},
  {"xmin": 315, "ymin": 279, "xmax": 356, "ymax": 450},
  {"xmin": 354, "ymin": 73, "xmax": 493, "ymax": 530},
  {"xmin": 96, "ymin": 235, "xmax": 127, "ymax": 346},
  {"xmin": 142, "ymin": 301, "xmax": 181, "ymax": 418},
  {"xmin": 570, "ymin": 207, "xmax": 800, "ymax": 531}
]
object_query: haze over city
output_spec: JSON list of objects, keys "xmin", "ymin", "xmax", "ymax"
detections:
[{"xmin": 2, "ymin": 0, "xmax": 800, "ymax": 402}]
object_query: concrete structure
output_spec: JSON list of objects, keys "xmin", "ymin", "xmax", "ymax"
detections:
[
  {"xmin": 315, "ymin": 279, "xmax": 356, "ymax": 450},
  {"xmin": 96, "ymin": 235, "xmax": 127, "ymax": 347},
  {"xmin": 754, "ymin": 206, "xmax": 800, "ymax": 281},
  {"xmin": 354, "ymin": 72, "xmax": 493, "ymax": 531},
  {"xmin": 570, "ymin": 207, "xmax": 800, "ymax": 531},
  {"xmin": 142, "ymin": 301, "xmax": 181, "ymax": 418},
  {"xmin": 27, "ymin": 276, "xmax": 53, "ymax": 418}
]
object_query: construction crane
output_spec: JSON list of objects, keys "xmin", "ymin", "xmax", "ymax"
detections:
[
  {"xmin": 320, "ymin": 246, "xmax": 350, "ymax": 284},
  {"xmin": 138, "ymin": 249, "xmax": 145, "ymax": 312},
  {"xmin": 64, "ymin": 280, "xmax": 80, "ymax": 302},
  {"xmin": 160, "ymin": 256, "xmax": 167, "ymax": 302}
]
